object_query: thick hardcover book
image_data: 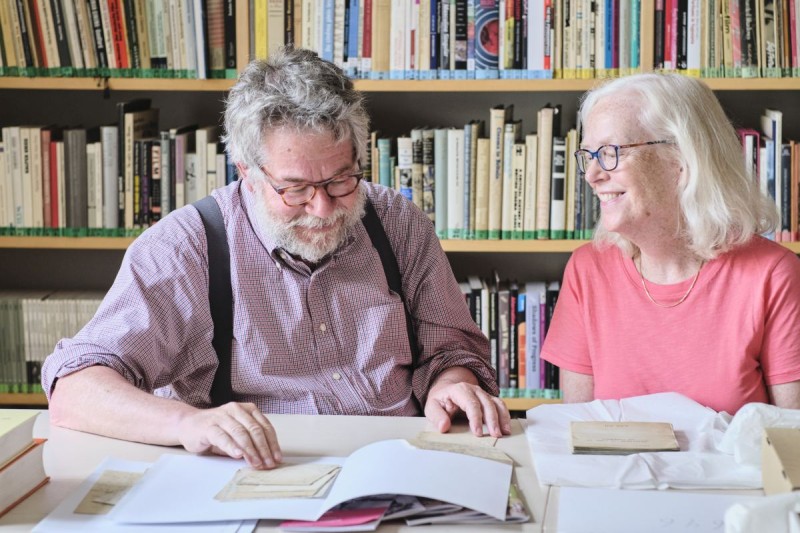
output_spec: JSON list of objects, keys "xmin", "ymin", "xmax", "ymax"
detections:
[
  {"xmin": 474, "ymin": 137, "xmax": 490, "ymax": 238},
  {"xmin": 487, "ymin": 104, "xmax": 512, "ymax": 239},
  {"xmin": 543, "ymin": 280, "xmax": 559, "ymax": 389},
  {"xmin": 410, "ymin": 129, "xmax": 424, "ymax": 210},
  {"xmin": 64, "ymin": 128, "xmax": 88, "ymax": 229},
  {"xmin": 507, "ymin": 282, "xmax": 518, "ymax": 389},
  {"xmin": 370, "ymin": 0, "xmax": 390, "ymax": 76},
  {"xmin": 0, "ymin": 438, "xmax": 48, "ymax": 519},
  {"xmin": 100, "ymin": 125, "xmax": 118, "ymax": 228},
  {"xmin": 534, "ymin": 105, "xmax": 556, "ymax": 239},
  {"xmin": 453, "ymin": 0, "xmax": 467, "ymax": 70},
  {"xmin": 0, "ymin": 410, "xmax": 38, "ymax": 468},
  {"xmin": 570, "ymin": 421, "xmax": 680, "ymax": 455},
  {"xmin": 500, "ymin": 120, "xmax": 520, "ymax": 239},
  {"xmin": 549, "ymin": 136, "xmax": 566, "ymax": 239},
  {"xmin": 121, "ymin": 0, "xmax": 141, "ymax": 69},
  {"xmin": 207, "ymin": 0, "xmax": 225, "ymax": 77},
  {"xmin": 475, "ymin": 0, "xmax": 499, "ymax": 77},
  {"xmin": 433, "ymin": 128, "xmax": 448, "ymax": 238},
  {"xmin": 446, "ymin": 128, "xmax": 465, "ymax": 239},
  {"xmin": 40, "ymin": 127, "xmax": 52, "ymax": 228},
  {"xmin": 86, "ymin": 0, "xmax": 109, "ymax": 71},
  {"xmin": 421, "ymin": 129, "xmax": 435, "ymax": 221},
  {"xmin": 223, "ymin": 0, "xmax": 236, "ymax": 76},
  {"xmin": 496, "ymin": 281, "xmax": 510, "ymax": 389}
]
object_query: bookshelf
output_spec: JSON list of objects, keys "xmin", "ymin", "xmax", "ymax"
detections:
[{"xmin": 1, "ymin": 0, "xmax": 799, "ymax": 410}]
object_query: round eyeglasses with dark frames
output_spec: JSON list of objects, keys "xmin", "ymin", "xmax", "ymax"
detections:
[
  {"xmin": 574, "ymin": 140, "xmax": 673, "ymax": 174},
  {"xmin": 260, "ymin": 167, "xmax": 364, "ymax": 207}
]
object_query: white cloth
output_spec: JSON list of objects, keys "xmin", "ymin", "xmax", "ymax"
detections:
[
  {"xmin": 725, "ymin": 492, "xmax": 800, "ymax": 533},
  {"xmin": 524, "ymin": 392, "xmax": 761, "ymax": 489}
]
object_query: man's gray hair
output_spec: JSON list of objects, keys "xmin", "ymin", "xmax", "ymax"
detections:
[
  {"xmin": 223, "ymin": 47, "xmax": 370, "ymax": 172},
  {"xmin": 580, "ymin": 73, "xmax": 779, "ymax": 260}
]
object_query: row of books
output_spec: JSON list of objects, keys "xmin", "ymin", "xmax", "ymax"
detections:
[
  {"xmin": 0, "ymin": 0, "xmax": 237, "ymax": 79},
  {"xmin": 255, "ymin": 0, "xmax": 800, "ymax": 80},
  {"xmin": 742, "ymin": 108, "xmax": 800, "ymax": 242},
  {"xmin": 459, "ymin": 275, "xmax": 562, "ymax": 394},
  {"xmin": 0, "ymin": 99, "xmax": 238, "ymax": 236},
  {"xmin": 655, "ymin": 0, "xmax": 800, "ymax": 78},
  {"xmin": 0, "ymin": 410, "xmax": 47, "ymax": 519},
  {"xmin": 370, "ymin": 103, "xmax": 598, "ymax": 241},
  {"xmin": 0, "ymin": 291, "xmax": 103, "ymax": 394},
  {"xmin": 254, "ymin": 0, "xmax": 642, "ymax": 80}
]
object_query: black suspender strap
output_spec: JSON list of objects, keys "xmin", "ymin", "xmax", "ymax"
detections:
[
  {"xmin": 195, "ymin": 196, "xmax": 419, "ymax": 407},
  {"xmin": 361, "ymin": 201, "xmax": 420, "ymax": 369},
  {"xmin": 194, "ymin": 196, "xmax": 234, "ymax": 407}
]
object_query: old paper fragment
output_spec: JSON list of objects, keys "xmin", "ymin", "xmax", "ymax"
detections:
[{"xmin": 74, "ymin": 470, "xmax": 144, "ymax": 515}]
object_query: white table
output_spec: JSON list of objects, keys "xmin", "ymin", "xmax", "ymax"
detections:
[{"xmin": 1, "ymin": 412, "xmax": 550, "ymax": 532}]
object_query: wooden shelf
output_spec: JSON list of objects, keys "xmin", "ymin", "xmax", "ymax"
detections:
[
  {"xmin": 0, "ymin": 391, "xmax": 557, "ymax": 411},
  {"xmin": 503, "ymin": 397, "xmax": 562, "ymax": 411},
  {"xmin": 0, "ymin": 393, "xmax": 48, "ymax": 407},
  {"xmin": 3, "ymin": 236, "xmax": 799, "ymax": 254},
  {"xmin": 0, "ymin": 236, "xmax": 136, "ymax": 250},
  {"xmin": 2, "ymin": 77, "xmax": 800, "ymax": 92},
  {"xmin": 0, "ymin": 236, "xmax": 586, "ymax": 252},
  {"xmin": 0, "ymin": 77, "xmax": 235, "ymax": 91},
  {"xmin": 441, "ymin": 240, "xmax": 588, "ymax": 253}
]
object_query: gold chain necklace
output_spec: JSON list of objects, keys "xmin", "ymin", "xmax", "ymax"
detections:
[{"xmin": 636, "ymin": 255, "xmax": 704, "ymax": 308}]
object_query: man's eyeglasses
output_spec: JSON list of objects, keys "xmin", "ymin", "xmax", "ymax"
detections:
[
  {"xmin": 260, "ymin": 167, "xmax": 364, "ymax": 207},
  {"xmin": 573, "ymin": 140, "xmax": 672, "ymax": 173}
]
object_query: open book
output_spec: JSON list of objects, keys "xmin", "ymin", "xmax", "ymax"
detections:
[
  {"xmin": 570, "ymin": 421, "xmax": 680, "ymax": 455},
  {"xmin": 107, "ymin": 439, "xmax": 514, "ymax": 525}
]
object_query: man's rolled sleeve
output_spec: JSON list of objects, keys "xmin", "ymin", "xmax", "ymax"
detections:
[{"xmin": 41, "ymin": 211, "xmax": 216, "ymax": 402}]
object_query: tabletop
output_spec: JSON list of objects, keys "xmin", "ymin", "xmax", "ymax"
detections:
[{"xmin": 0, "ymin": 411, "xmax": 550, "ymax": 532}]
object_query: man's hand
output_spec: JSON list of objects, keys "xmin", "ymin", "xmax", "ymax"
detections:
[
  {"xmin": 176, "ymin": 402, "xmax": 282, "ymax": 469},
  {"xmin": 424, "ymin": 368, "xmax": 511, "ymax": 438}
]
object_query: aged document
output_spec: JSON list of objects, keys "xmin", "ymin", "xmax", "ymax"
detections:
[{"xmin": 570, "ymin": 421, "xmax": 680, "ymax": 455}]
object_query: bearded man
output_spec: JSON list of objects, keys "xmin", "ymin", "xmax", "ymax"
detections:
[{"xmin": 42, "ymin": 47, "xmax": 509, "ymax": 469}]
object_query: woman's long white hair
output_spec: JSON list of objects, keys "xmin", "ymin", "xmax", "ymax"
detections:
[{"xmin": 580, "ymin": 73, "xmax": 778, "ymax": 260}]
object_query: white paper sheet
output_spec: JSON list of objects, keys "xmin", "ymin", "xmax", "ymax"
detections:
[
  {"xmin": 32, "ymin": 458, "xmax": 256, "ymax": 532},
  {"xmin": 524, "ymin": 392, "xmax": 761, "ymax": 489},
  {"xmin": 110, "ymin": 439, "xmax": 512, "ymax": 524},
  {"xmin": 556, "ymin": 487, "xmax": 759, "ymax": 533}
]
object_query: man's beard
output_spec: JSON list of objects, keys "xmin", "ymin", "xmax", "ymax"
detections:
[{"xmin": 251, "ymin": 183, "xmax": 367, "ymax": 263}]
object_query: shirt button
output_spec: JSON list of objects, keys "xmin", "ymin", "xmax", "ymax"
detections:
[
  {"xmin": 332, "ymin": 372, "xmax": 341, "ymax": 380},
  {"xmin": 320, "ymin": 323, "xmax": 327, "ymax": 332}
]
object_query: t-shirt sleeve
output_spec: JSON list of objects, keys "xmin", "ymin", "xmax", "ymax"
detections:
[
  {"xmin": 761, "ymin": 252, "xmax": 800, "ymax": 385},
  {"xmin": 539, "ymin": 251, "xmax": 594, "ymax": 375}
]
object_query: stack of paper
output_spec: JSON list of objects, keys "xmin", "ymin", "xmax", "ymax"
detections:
[{"xmin": 36, "ymin": 437, "xmax": 523, "ymax": 531}]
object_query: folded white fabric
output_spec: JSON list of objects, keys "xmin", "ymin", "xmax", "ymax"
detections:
[
  {"xmin": 524, "ymin": 392, "xmax": 761, "ymax": 489},
  {"xmin": 725, "ymin": 492, "xmax": 800, "ymax": 533}
]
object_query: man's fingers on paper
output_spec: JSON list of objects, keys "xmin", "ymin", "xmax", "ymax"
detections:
[
  {"xmin": 251, "ymin": 409, "xmax": 282, "ymax": 463},
  {"xmin": 425, "ymin": 400, "xmax": 452, "ymax": 433},
  {"xmin": 479, "ymin": 394, "xmax": 511, "ymax": 438},
  {"xmin": 226, "ymin": 404, "xmax": 280, "ymax": 469}
]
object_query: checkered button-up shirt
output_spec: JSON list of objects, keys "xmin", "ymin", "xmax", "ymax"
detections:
[{"xmin": 42, "ymin": 181, "xmax": 497, "ymax": 415}]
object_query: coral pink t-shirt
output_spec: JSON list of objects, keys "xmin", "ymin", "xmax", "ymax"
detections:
[{"xmin": 540, "ymin": 236, "xmax": 800, "ymax": 414}]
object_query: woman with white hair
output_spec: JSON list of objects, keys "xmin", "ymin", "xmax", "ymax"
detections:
[{"xmin": 540, "ymin": 73, "xmax": 800, "ymax": 414}]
